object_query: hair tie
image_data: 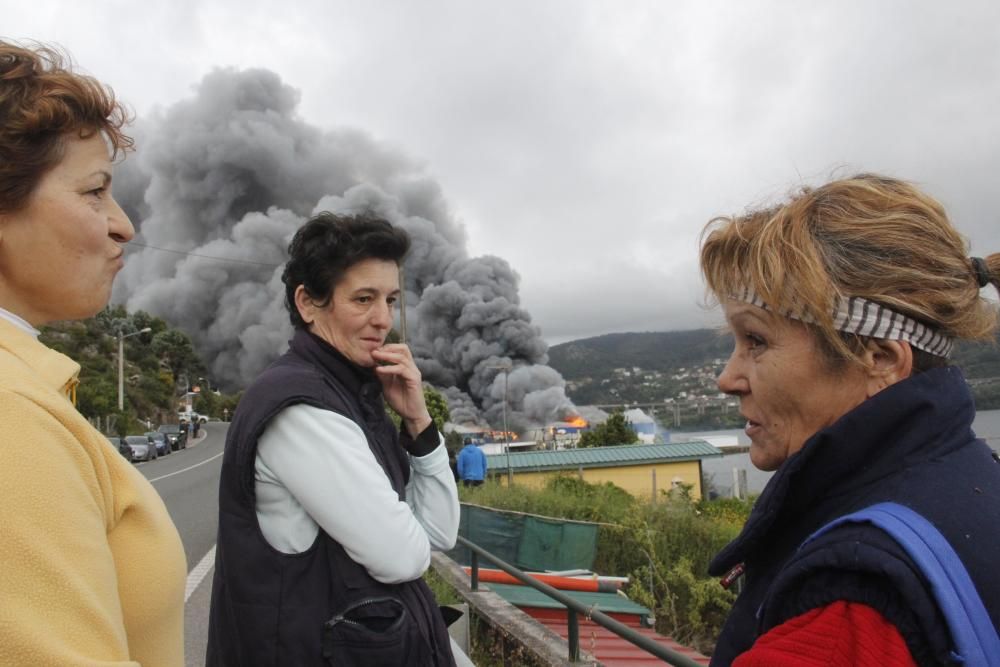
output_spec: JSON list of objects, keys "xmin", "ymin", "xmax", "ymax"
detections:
[{"xmin": 970, "ymin": 257, "xmax": 991, "ymax": 288}]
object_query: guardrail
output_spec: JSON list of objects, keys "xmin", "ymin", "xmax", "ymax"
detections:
[{"xmin": 459, "ymin": 535, "xmax": 703, "ymax": 666}]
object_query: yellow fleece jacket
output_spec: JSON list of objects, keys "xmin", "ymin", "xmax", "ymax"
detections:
[{"xmin": 0, "ymin": 318, "xmax": 186, "ymax": 666}]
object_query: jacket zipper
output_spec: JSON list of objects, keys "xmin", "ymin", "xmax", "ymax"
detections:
[{"xmin": 325, "ymin": 596, "xmax": 402, "ymax": 629}]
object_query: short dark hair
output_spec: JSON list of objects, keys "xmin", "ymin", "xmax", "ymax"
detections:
[
  {"xmin": 282, "ymin": 211, "xmax": 411, "ymax": 329},
  {"xmin": 0, "ymin": 40, "xmax": 133, "ymax": 214}
]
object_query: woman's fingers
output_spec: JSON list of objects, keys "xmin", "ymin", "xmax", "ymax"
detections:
[
  {"xmin": 372, "ymin": 344, "xmax": 428, "ymax": 423},
  {"xmin": 372, "ymin": 344, "xmax": 414, "ymax": 365},
  {"xmin": 371, "ymin": 345, "xmax": 419, "ymax": 379}
]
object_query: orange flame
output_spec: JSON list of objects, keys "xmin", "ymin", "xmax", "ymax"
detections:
[{"xmin": 565, "ymin": 416, "xmax": 588, "ymax": 428}]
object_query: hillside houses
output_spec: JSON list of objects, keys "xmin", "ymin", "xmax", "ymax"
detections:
[{"xmin": 565, "ymin": 359, "xmax": 729, "ymax": 406}]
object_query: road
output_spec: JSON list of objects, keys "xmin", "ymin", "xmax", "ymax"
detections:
[{"xmin": 137, "ymin": 422, "xmax": 226, "ymax": 667}]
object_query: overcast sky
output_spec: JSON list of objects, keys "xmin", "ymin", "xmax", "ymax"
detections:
[{"xmin": 5, "ymin": 1, "xmax": 1000, "ymax": 345}]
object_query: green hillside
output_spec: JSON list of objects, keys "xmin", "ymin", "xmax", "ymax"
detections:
[
  {"xmin": 549, "ymin": 329, "xmax": 1000, "ymax": 410},
  {"xmin": 549, "ymin": 330, "xmax": 733, "ymax": 381},
  {"xmin": 39, "ymin": 306, "xmax": 239, "ymax": 434}
]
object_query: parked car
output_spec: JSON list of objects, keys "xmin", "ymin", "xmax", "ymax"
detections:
[
  {"xmin": 125, "ymin": 435, "xmax": 157, "ymax": 462},
  {"xmin": 158, "ymin": 424, "xmax": 187, "ymax": 451},
  {"xmin": 146, "ymin": 431, "xmax": 171, "ymax": 457},
  {"xmin": 106, "ymin": 435, "xmax": 133, "ymax": 463}
]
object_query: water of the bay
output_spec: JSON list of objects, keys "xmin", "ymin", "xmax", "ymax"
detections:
[{"xmin": 678, "ymin": 408, "xmax": 1000, "ymax": 497}]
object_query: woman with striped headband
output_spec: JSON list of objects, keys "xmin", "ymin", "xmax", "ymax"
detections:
[{"xmin": 701, "ymin": 174, "xmax": 1000, "ymax": 666}]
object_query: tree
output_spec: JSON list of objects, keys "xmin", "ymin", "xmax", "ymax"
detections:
[
  {"xmin": 130, "ymin": 310, "xmax": 168, "ymax": 337},
  {"xmin": 218, "ymin": 391, "xmax": 243, "ymax": 421},
  {"xmin": 76, "ymin": 376, "xmax": 117, "ymax": 418},
  {"xmin": 578, "ymin": 411, "xmax": 639, "ymax": 448},
  {"xmin": 444, "ymin": 430, "xmax": 465, "ymax": 456},
  {"xmin": 112, "ymin": 408, "xmax": 142, "ymax": 438},
  {"xmin": 193, "ymin": 387, "xmax": 221, "ymax": 418},
  {"xmin": 423, "ymin": 385, "xmax": 451, "ymax": 432},
  {"xmin": 150, "ymin": 329, "xmax": 203, "ymax": 388}
]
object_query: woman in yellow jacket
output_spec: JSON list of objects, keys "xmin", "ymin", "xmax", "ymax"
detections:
[{"xmin": 0, "ymin": 41, "xmax": 186, "ymax": 665}]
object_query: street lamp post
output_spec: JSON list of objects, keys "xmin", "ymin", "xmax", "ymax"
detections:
[{"xmin": 117, "ymin": 327, "xmax": 152, "ymax": 411}]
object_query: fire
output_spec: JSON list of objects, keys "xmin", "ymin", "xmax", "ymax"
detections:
[{"xmin": 565, "ymin": 416, "xmax": 588, "ymax": 428}]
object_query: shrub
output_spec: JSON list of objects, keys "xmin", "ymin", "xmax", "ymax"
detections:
[{"xmin": 460, "ymin": 476, "xmax": 753, "ymax": 654}]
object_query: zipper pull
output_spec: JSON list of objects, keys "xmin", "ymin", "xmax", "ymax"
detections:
[{"xmin": 720, "ymin": 562, "xmax": 745, "ymax": 590}]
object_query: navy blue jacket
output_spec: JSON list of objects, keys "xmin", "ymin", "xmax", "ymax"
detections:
[
  {"xmin": 456, "ymin": 444, "xmax": 487, "ymax": 481},
  {"xmin": 708, "ymin": 366, "xmax": 1000, "ymax": 666},
  {"xmin": 206, "ymin": 330, "xmax": 455, "ymax": 666}
]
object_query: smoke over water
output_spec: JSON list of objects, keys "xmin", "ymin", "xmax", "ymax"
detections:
[{"xmin": 113, "ymin": 67, "xmax": 575, "ymax": 430}]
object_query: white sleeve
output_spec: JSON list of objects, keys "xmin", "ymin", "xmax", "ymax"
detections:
[
  {"xmin": 405, "ymin": 436, "xmax": 459, "ymax": 552},
  {"xmin": 257, "ymin": 403, "xmax": 433, "ymax": 584}
]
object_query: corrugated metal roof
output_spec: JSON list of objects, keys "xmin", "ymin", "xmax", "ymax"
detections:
[
  {"xmin": 485, "ymin": 440, "xmax": 722, "ymax": 472},
  {"xmin": 529, "ymin": 609, "xmax": 712, "ymax": 666},
  {"xmin": 489, "ymin": 583, "xmax": 712, "ymax": 663}
]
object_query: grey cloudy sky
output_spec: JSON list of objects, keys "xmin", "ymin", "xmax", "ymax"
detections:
[{"xmin": 6, "ymin": 1, "xmax": 1000, "ymax": 344}]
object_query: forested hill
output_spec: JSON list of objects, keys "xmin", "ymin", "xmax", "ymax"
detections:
[
  {"xmin": 548, "ymin": 330, "xmax": 732, "ymax": 381},
  {"xmin": 548, "ymin": 328, "xmax": 1000, "ymax": 409},
  {"xmin": 38, "ymin": 306, "xmax": 239, "ymax": 433}
]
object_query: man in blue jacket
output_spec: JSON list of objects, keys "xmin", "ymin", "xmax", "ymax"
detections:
[{"xmin": 456, "ymin": 440, "xmax": 487, "ymax": 487}]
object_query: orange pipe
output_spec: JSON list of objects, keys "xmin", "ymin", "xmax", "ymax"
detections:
[{"xmin": 462, "ymin": 567, "xmax": 623, "ymax": 592}]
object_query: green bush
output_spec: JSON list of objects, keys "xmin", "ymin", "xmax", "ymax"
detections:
[
  {"xmin": 626, "ymin": 555, "xmax": 735, "ymax": 654},
  {"xmin": 460, "ymin": 473, "xmax": 636, "ymax": 523},
  {"xmin": 696, "ymin": 495, "xmax": 755, "ymax": 524}
]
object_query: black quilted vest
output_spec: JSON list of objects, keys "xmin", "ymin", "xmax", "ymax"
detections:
[
  {"xmin": 708, "ymin": 367, "xmax": 1000, "ymax": 666},
  {"xmin": 206, "ymin": 329, "xmax": 455, "ymax": 666}
]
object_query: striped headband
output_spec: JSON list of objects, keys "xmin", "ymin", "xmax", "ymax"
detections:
[{"xmin": 735, "ymin": 287, "xmax": 954, "ymax": 358}]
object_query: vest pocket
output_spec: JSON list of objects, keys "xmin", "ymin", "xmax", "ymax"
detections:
[{"xmin": 322, "ymin": 596, "xmax": 432, "ymax": 666}]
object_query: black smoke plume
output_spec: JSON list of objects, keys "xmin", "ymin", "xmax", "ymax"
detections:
[{"xmin": 113, "ymin": 67, "xmax": 575, "ymax": 429}]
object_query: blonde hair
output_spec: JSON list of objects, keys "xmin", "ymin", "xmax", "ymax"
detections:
[{"xmin": 700, "ymin": 174, "xmax": 999, "ymax": 365}]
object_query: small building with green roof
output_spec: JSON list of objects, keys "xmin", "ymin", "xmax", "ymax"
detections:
[{"xmin": 485, "ymin": 440, "xmax": 723, "ymax": 500}]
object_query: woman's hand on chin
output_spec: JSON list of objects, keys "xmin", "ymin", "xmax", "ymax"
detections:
[{"xmin": 372, "ymin": 344, "xmax": 432, "ymax": 437}]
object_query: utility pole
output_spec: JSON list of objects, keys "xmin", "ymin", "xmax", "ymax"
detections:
[
  {"xmin": 502, "ymin": 367, "xmax": 510, "ymax": 486},
  {"xmin": 117, "ymin": 328, "xmax": 151, "ymax": 411},
  {"xmin": 488, "ymin": 362, "xmax": 513, "ymax": 485}
]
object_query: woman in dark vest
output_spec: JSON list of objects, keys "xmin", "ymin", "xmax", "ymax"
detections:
[
  {"xmin": 700, "ymin": 174, "xmax": 1000, "ymax": 666},
  {"xmin": 207, "ymin": 211, "xmax": 459, "ymax": 666}
]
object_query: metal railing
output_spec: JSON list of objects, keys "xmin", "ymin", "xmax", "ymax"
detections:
[{"xmin": 459, "ymin": 535, "xmax": 703, "ymax": 666}]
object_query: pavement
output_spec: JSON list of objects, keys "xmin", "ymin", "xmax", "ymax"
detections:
[{"xmin": 138, "ymin": 422, "xmax": 224, "ymax": 665}]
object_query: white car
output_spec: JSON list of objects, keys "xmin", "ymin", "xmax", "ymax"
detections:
[{"xmin": 177, "ymin": 411, "xmax": 208, "ymax": 424}]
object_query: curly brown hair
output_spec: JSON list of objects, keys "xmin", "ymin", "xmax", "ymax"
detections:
[
  {"xmin": 701, "ymin": 174, "xmax": 999, "ymax": 368},
  {"xmin": 0, "ymin": 40, "xmax": 133, "ymax": 214}
]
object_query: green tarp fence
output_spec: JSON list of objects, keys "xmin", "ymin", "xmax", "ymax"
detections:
[{"xmin": 448, "ymin": 503, "xmax": 599, "ymax": 572}]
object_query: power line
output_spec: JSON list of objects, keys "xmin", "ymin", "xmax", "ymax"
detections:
[{"xmin": 126, "ymin": 241, "xmax": 282, "ymax": 268}]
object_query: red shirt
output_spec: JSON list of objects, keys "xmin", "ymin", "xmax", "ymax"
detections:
[{"xmin": 732, "ymin": 600, "xmax": 917, "ymax": 667}]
